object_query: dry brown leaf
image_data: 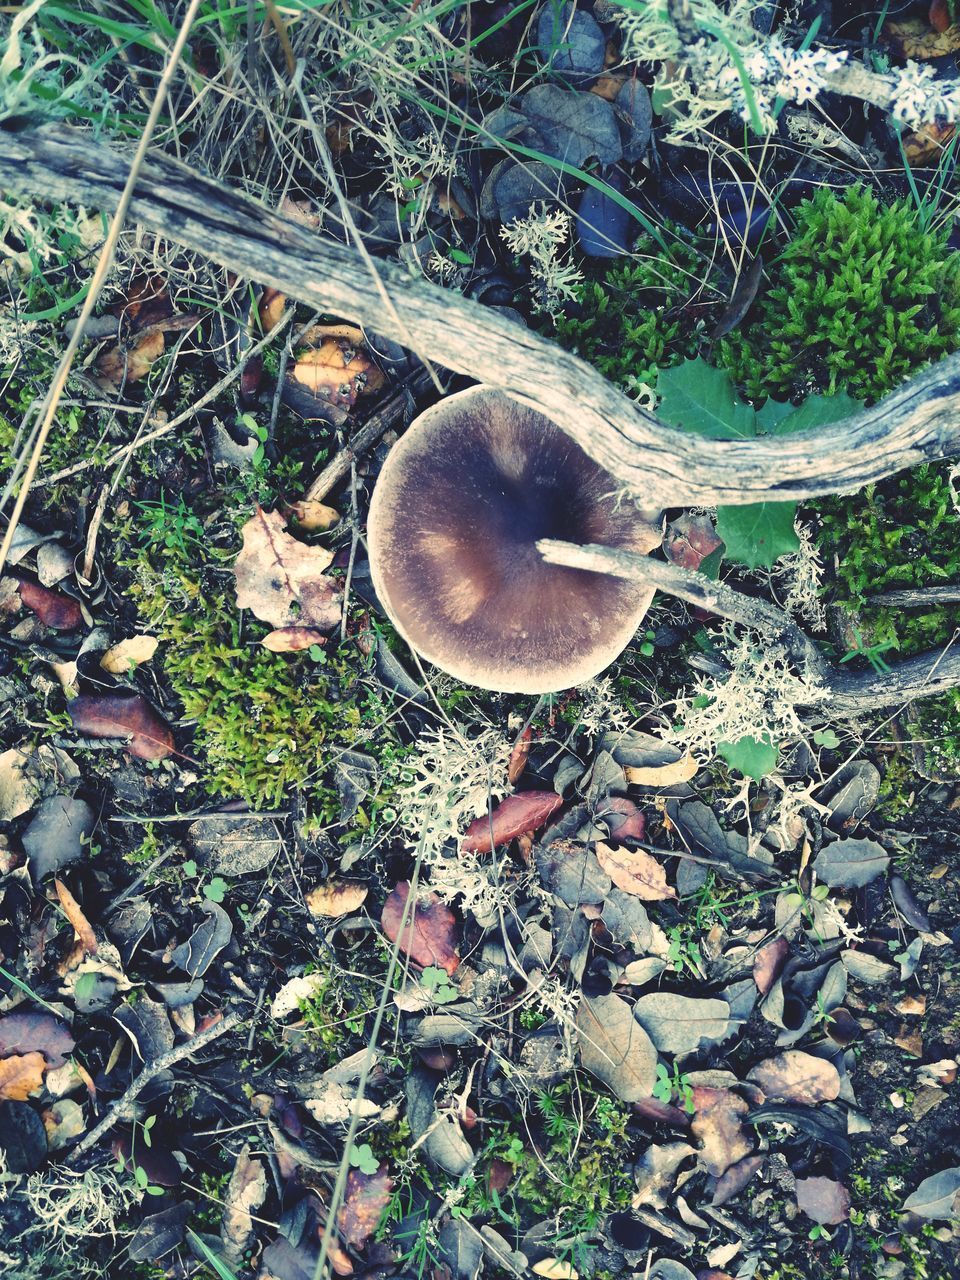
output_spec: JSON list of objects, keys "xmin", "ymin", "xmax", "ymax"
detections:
[
  {"xmin": 903, "ymin": 120, "xmax": 956, "ymax": 165},
  {"xmin": 258, "ymin": 287, "xmax": 287, "ymax": 334},
  {"xmin": 624, "ymin": 751, "xmax": 698, "ymax": 787},
  {"xmin": 69, "ymin": 692, "xmax": 175, "ymax": 761},
  {"xmin": 55, "ymin": 879, "xmax": 97, "ymax": 955},
  {"xmin": 795, "ymin": 1175, "xmax": 851, "ymax": 1225},
  {"xmin": 507, "ymin": 726, "xmax": 533, "ymax": 786},
  {"xmin": 690, "ymin": 1087, "xmax": 753, "ymax": 1177},
  {"xmin": 0, "ymin": 1052, "xmax": 46, "ymax": 1100},
  {"xmin": 286, "ymin": 499, "xmax": 340, "ymax": 532},
  {"xmin": 381, "ymin": 881, "xmax": 459, "ymax": 975},
  {"xmin": 576, "ymin": 993, "xmax": 657, "ymax": 1102},
  {"xmin": 595, "ymin": 841, "xmax": 676, "ymax": 900},
  {"xmin": 461, "ymin": 790, "xmax": 563, "ymax": 853},
  {"xmin": 221, "ymin": 1145, "xmax": 268, "ymax": 1266},
  {"xmin": 99, "ymin": 635, "xmax": 158, "ymax": 673},
  {"xmin": 532, "ymin": 1262, "xmax": 579, "ymax": 1280},
  {"xmin": 14, "ymin": 575, "xmax": 82, "ymax": 631},
  {"xmin": 261, "ymin": 627, "xmax": 328, "ymax": 653},
  {"xmin": 337, "ymin": 1165, "xmax": 393, "ymax": 1249},
  {"xmin": 290, "ymin": 336, "xmax": 385, "ymax": 411},
  {"xmin": 753, "ymin": 937, "xmax": 789, "ymax": 997},
  {"xmin": 0, "ymin": 1011, "xmax": 74, "ymax": 1067},
  {"xmin": 747, "ymin": 1050, "xmax": 841, "ymax": 1105},
  {"xmin": 305, "ymin": 881, "xmax": 369, "ymax": 918},
  {"xmin": 95, "ymin": 328, "xmax": 165, "ymax": 387},
  {"xmin": 233, "ymin": 507, "xmax": 341, "ymax": 632},
  {"xmin": 887, "ymin": 16, "xmax": 960, "ymax": 56}
]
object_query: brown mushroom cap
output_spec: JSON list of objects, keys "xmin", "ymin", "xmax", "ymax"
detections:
[{"xmin": 366, "ymin": 387, "xmax": 660, "ymax": 693}]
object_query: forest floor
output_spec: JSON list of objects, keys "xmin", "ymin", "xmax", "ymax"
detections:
[{"xmin": 1, "ymin": 3, "xmax": 960, "ymax": 1280}]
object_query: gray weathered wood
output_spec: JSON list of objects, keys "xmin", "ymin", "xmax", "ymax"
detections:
[{"xmin": 4, "ymin": 125, "xmax": 960, "ymax": 508}]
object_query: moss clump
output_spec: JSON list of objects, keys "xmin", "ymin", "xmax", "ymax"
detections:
[
  {"xmin": 719, "ymin": 185, "xmax": 960, "ymax": 403},
  {"xmin": 122, "ymin": 513, "xmax": 404, "ymax": 811},
  {"xmin": 549, "ymin": 233, "xmax": 706, "ymax": 392}
]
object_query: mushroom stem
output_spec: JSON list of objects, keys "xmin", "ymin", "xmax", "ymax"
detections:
[{"xmin": 537, "ymin": 538, "xmax": 960, "ymax": 713}]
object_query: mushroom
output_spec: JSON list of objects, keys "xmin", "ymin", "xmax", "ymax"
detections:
[{"xmin": 366, "ymin": 387, "xmax": 661, "ymax": 693}]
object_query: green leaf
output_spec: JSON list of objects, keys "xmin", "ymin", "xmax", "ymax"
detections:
[
  {"xmin": 766, "ymin": 390, "xmax": 863, "ymax": 435},
  {"xmin": 182, "ymin": 859, "xmax": 198, "ymax": 878},
  {"xmin": 656, "ymin": 358, "xmax": 757, "ymax": 440},
  {"xmin": 717, "ymin": 734, "xmax": 779, "ymax": 780},
  {"xmin": 716, "ymin": 502, "xmax": 800, "ymax": 568},
  {"xmin": 348, "ymin": 1142, "xmax": 380, "ymax": 1175},
  {"xmin": 448, "ymin": 247, "xmax": 473, "ymax": 265},
  {"xmin": 188, "ymin": 1231, "xmax": 242, "ymax": 1280},
  {"xmin": 755, "ymin": 398, "xmax": 795, "ymax": 432},
  {"xmin": 203, "ymin": 877, "xmax": 229, "ymax": 904},
  {"xmin": 421, "ymin": 965, "xmax": 459, "ymax": 1004},
  {"xmin": 813, "ymin": 728, "xmax": 840, "ymax": 748}
]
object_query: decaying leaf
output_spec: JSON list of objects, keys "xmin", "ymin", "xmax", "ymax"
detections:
[
  {"xmin": 271, "ymin": 973, "xmax": 327, "ymax": 1020},
  {"xmin": 69, "ymin": 692, "xmax": 175, "ymax": 761},
  {"xmin": 284, "ymin": 331, "xmax": 387, "ymax": 423},
  {"xmin": 901, "ymin": 1165, "xmax": 960, "ymax": 1219},
  {"xmin": 170, "ymin": 904, "xmax": 233, "ymax": 979},
  {"xmin": 337, "ymin": 1164, "xmax": 393, "ymax": 1248},
  {"xmin": 261, "ymin": 626, "xmax": 328, "ymax": 652},
  {"xmin": 99, "ymin": 634, "xmax": 158, "ymax": 673},
  {"xmin": 753, "ymin": 937, "xmax": 789, "ymax": 997},
  {"xmin": 381, "ymin": 881, "xmax": 459, "ymax": 975},
  {"xmin": 305, "ymin": 881, "xmax": 369, "ymax": 918},
  {"xmin": 747, "ymin": 1050, "xmax": 841, "ymax": 1105},
  {"xmin": 55, "ymin": 878, "xmax": 97, "ymax": 955},
  {"xmin": 690, "ymin": 1087, "xmax": 753, "ymax": 1177},
  {"xmin": 632, "ymin": 1141, "xmax": 697, "ymax": 1209},
  {"xmin": 596, "ymin": 842, "xmax": 676, "ymax": 900},
  {"xmin": 233, "ymin": 507, "xmax": 341, "ymax": 631},
  {"xmin": 0, "ymin": 748, "xmax": 36, "ymax": 821},
  {"xmin": 221, "ymin": 1144, "xmax": 268, "ymax": 1266},
  {"xmin": 286, "ymin": 499, "xmax": 340, "ymax": 531},
  {"xmin": 0, "ymin": 1053, "xmax": 46, "ymax": 1101},
  {"xmin": 461, "ymin": 790, "xmax": 563, "ymax": 852},
  {"xmin": 662, "ymin": 513, "xmax": 723, "ymax": 574},
  {"xmin": 795, "ymin": 1175, "xmax": 850, "ymax": 1225},
  {"xmin": 812, "ymin": 838, "xmax": 889, "ymax": 888},
  {"xmin": 532, "ymin": 1261, "xmax": 578, "ymax": 1280},
  {"xmin": 576, "ymin": 993, "xmax": 657, "ymax": 1102},
  {"xmin": 886, "ymin": 16, "xmax": 960, "ymax": 57},
  {"xmin": 0, "ymin": 1012, "xmax": 74, "ymax": 1068}
]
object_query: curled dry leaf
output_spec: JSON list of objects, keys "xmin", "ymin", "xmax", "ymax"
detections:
[
  {"xmin": 99, "ymin": 634, "xmax": 158, "ymax": 673},
  {"xmin": 233, "ymin": 507, "xmax": 341, "ymax": 631},
  {"xmin": 0, "ymin": 1052, "xmax": 46, "ymax": 1101},
  {"xmin": 261, "ymin": 627, "xmax": 328, "ymax": 653},
  {"xmin": 595, "ymin": 841, "xmax": 676, "ymax": 901},
  {"xmin": 337, "ymin": 1165, "xmax": 393, "ymax": 1249},
  {"xmin": 623, "ymin": 750, "xmax": 697, "ymax": 787},
  {"xmin": 753, "ymin": 937, "xmax": 789, "ymax": 996},
  {"xmin": 221, "ymin": 1144, "xmax": 268, "ymax": 1266},
  {"xmin": 305, "ymin": 880, "xmax": 369, "ymax": 918},
  {"xmin": 69, "ymin": 692, "xmax": 175, "ymax": 761},
  {"xmin": 13, "ymin": 575, "xmax": 82, "ymax": 631},
  {"xmin": 381, "ymin": 881, "xmax": 459, "ymax": 975},
  {"xmin": 690, "ymin": 1087, "xmax": 753, "ymax": 1177},
  {"xmin": 461, "ymin": 790, "xmax": 563, "ymax": 853},
  {"xmin": 507, "ymin": 726, "xmax": 533, "ymax": 786},
  {"xmin": 55, "ymin": 879, "xmax": 97, "ymax": 955},
  {"xmin": 747, "ymin": 1050, "xmax": 841, "ymax": 1105}
]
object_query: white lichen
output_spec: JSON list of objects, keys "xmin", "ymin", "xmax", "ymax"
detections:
[{"xmin": 500, "ymin": 203, "xmax": 584, "ymax": 316}]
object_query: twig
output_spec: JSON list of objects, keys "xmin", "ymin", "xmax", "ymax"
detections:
[
  {"xmin": 538, "ymin": 538, "xmax": 831, "ymax": 681},
  {"xmin": 864, "ymin": 585, "xmax": 960, "ymax": 608},
  {"xmin": 67, "ymin": 1011, "xmax": 241, "ymax": 1164},
  {"xmin": 305, "ymin": 373, "xmax": 433, "ymax": 502}
]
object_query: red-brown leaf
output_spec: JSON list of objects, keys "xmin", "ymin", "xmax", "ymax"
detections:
[
  {"xmin": 690, "ymin": 1087, "xmax": 753, "ymax": 1177},
  {"xmin": 746, "ymin": 1050, "xmax": 841, "ymax": 1105},
  {"xmin": 663, "ymin": 513, "xmax": 723, "ymax": 573},
  {"xmin": 752, "ymin": 937, "xmax": 789, "ymax": 996},
  {"xmin": 69, "ymin": 692, "xmax": 175, "ymax": 761},
  {"xmin": 795, "ymin": 1175, "xmax": 851, "ymax": 1225},
  {"xmin": 507, "ymin": 726, "xmax": 533, "ymax": 785},
  {"xmin": 597, "ymin": 795, "xmax": 647, "ymax": 841},
  {"xmin": 381, "ymin": 881, "xmax": 459, "ymax": 975},
  {"xmin": 337, "ymin": 1165, "xmax": 393, "ymax": 1249},
  {"xmin": 14, "ymin": 575, "xmax": 82, "ymax": 631},
  {"xmin": 0, "ymin": 1052, "xmax": 46, "ymax": 1100},
  {"xmin": 0, "ymin": 1011, "xmax": 74, "ymax": 1068},
  {"xmin": 461, "ymin": 790, "xmax": 562, "ymax": 853}
]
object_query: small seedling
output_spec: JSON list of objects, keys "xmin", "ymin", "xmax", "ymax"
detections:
[
  {"xmin": 652, "ymin": 1061, "xmax": 695, "ymax": 1114},
  {"xmin": 348, "ymin": 1142, "xmax": 379, "ymax": 1175},
  {"xmin": 420, "ymin": 965, "xmax": 458, "ymax": 1005}
]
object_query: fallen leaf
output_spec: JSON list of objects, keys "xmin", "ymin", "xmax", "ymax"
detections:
[
  {"xmin": 187, "ymin": 815, "xmax": 281, "ymax": 876},
  {"xmin": 69, "ymin": 692, "xmax": 175, "ymax": 761},
  {"xmin": 576, "ymin": 993, "xmax": 657, "ymax": 1102},
  {"xmin": 170, "ymin": 904, "xmax": 233, "ymax": 979},
  {"xmin": 533, "ymin": 1262, "xmax": 578, "ymax": 1280},
  {"xmin": 461, "ymin": 790, "xmax": 562, "ymax": 852},
  {"xmin": 99, "ymin": 634, "xmax": 158, "ymax": 673},
  {"xmin": 233, "ymin": 507, "xmax": 341, "ymax": 631},
  {"xmin": 624, "ymin": 751, "xmax": 698, "ymax": 787},
  {"xmin": 337, "ymin": 1165, "xmax": 393, "ymax": 1248},
  {"xmin": 13, "ymin": 575, "xmax": 82, "ymax": 630},
  {"xmin": 507, "ymin": 726, "xmax": 533, "ymax": 786},
  {"xmin": 127, "ymin": 1202, "xmax": 191, "ymax": 1264},
  {"xmin": 596, "ymin": 842, "xmax": 676, "ymax": 900},
  {"xmin": 95, "ymin": 326, "xmax": 166, "ymax": 387},
  {"xmin": 306, "ymin": 881, "xmax": 369, "ymax": 918},
  {"xmin": 710, "ymin": 1153, "xmax": 763, "ymax": 1205},
  {"xmin": 901, "ymin": 1165, "xmax": 960, "ymax": 1219},
  {"xmin": 271, "ymin": 973, "xmax": 327, "ymax": 1020},
  {"xmin": 381, "ymin": 881, "xmax": 459, "ymax": 975},
  {"xmin": 55, "ymin": 879, "xmax": 97, "ymax": 955},
  {"xmin": 795, "ymin": 1176, "xmax": 851, "ymax": 1225},
  {"xmin": 887, "ymin": 16, "xmax": 960, "ymax": 56},
  {"xmin": 662, "ymin": 513, "xmax": 723, "ymax": 574},
  {"xmin": 114, "ymin": 996, "xmax": 175, "ymax": 1064},
  {"xmin": 261, "ymin": 626, "xmax": 328, "ymax": 652},
  {"xmin": 632, "ymin": 1141, "xmax": 697, "ymax": 1209},
  {"xmin": 0, "ymin": 1053, "xmax": 46, "ymax": 1101},
  {"xmin": 813, "ymin": 838, "xmax": 889, "ymax": 887},
  {"xmin": 690, "ymin": 1087, "xmax": 753, "ymax": 1177},
  {"xmin": 633, "ymin": 993, "xmax": 731, "ymax": 1056},
  {"xmin": 286, "ymin": 334, "xmax": 386, "ymax": 420},
  {"xmin": 597, "ymin": 795, "xmax": 647, "ymax": 840},
  {"xmin": 0, "ymin": 748, "xmax": 36, "ymax": 820},
  {"xmin": 753, "ymin": 937, "xmax": 789, "ymax": 997},
  {"xmin": 710, "ymin": 253, "xmax": 765, "ymax": 340},
  {"xmin": 0, "ymin": 1012, "xmax": 74, "ymax": 1068},
  {"xmin": 41, "ymin": 1098, "xmax": 85, "ymax": 1150},
  {"xmin": 221, "ymin": 1144, "xmax": 268, "ymax": 1266},
  {"xmin": 286, "ymin": 499, "xmax": 340, "ymax": 531},
  {"xmin": 0, "ymin": 1098, "xmax": 48, "ymax": 1172},
  {"xmin": 747, "ymin": 1050, "xmax": 841, "ymax": 1105},
  {"xmin": 902, "ymin": 120, "xmax": 957, "ymax": 165},
  {"xmin": 22, "ymin": 795, "xmax": 94, "ymax": 881}
]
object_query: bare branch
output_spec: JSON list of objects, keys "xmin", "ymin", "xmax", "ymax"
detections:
[{"xmin": 4, "ymin": 126, "xmax": 960, "ymax": 510}]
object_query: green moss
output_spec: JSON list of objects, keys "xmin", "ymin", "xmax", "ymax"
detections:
[
  {"xmin": 549, "ymin": 232, "xmax": 706, "ymax": 391},
  {"xmin": 719, "ymin": 185, "xmax": 960, "ymax": 403}
]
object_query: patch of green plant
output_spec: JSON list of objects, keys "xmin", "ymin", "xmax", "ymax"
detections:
[
  {"xmin": 548, "ymin": 232, "xmax": 705, "ymax": 393},
  {"xmin": 719, "ymin": 184, "xmax": 960, "ymax": 403}
]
